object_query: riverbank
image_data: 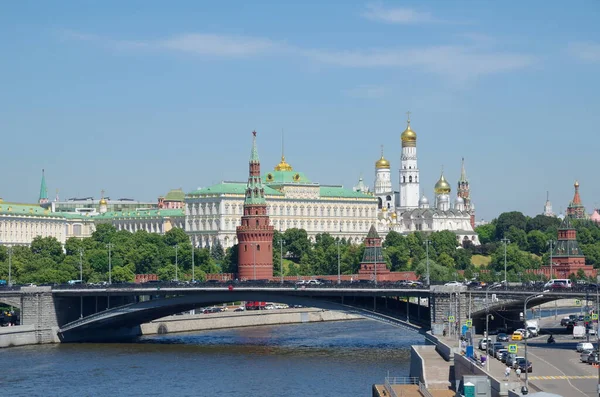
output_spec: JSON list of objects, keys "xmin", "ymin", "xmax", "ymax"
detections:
[{"xmin": 141, "ymin": 308, "xmax": 362, "ymax": 335}]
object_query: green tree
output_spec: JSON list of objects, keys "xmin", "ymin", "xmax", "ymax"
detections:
[
  {"xmin": 164, "ymin": 228, "xmax": 189, "ymax": 246},
  {"xmin": 92, "ymin": 223, "xmax": 117, "ymax": 244},
  {"xmin": 437, "ymin": 252, "xmax": 456, "ymax": 270},
  {"xmin": 283, "ymin": 228, "xmax": 311, "ymax": 260},
  {"xmin": 431, "ymin": 230, "xmax": 458, "ymax": 257},
  {"xmin": 157, "ymin": 264, "xmax": 176, "ymax": 281},
  {"xmin": 526, "ymin": 215, "xmax": 561, "ymax": 233},
  {"xmin": 453, "ymin": 248, "xmax": 472, "ymax": 270},
  {"xmin": 475, "ymin": 224, "xmax": 496, "ymax": 245},
  {"xmin": 222, "ymin": 245, "xmax": 239, "ymax": 274},
  {"xmin": 383, "ymin": 231, "xmax": 404, "ymax": 248},
  {"xmin": 413, "ymin": 259, "xmax": 452, "ymax": 282},
  {"xmin": 526, "ymin": 230, "xmax": 548, "ymax": 256},
  {"xmin": 210, "ymin": 241, "xmax": 225, "ymax": 261},
  {"xmin": 31, "ymin": 236, "xmax": 64, "ymax": 263},
  {"xmin": 505, "ymin": 226, "xmax": 528, "ymax": 251},
  {"xmin": 111, "ymin": 265, "xmax": 135, "ymax": 282},
  {"xmin": 495, "ymin": 212, "xmax": 528, "ymax": 240}
]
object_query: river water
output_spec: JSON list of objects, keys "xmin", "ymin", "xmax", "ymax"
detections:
[{"xmin": 1, "ymin": 320, "xmax": 424, "ymax": 397}]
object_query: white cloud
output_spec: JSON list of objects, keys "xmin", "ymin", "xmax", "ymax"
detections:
[
  {"xmin": 65, "ymin": 31, "xmax": 534, "ymax": 82},
  {"xmin": 362, "ymin": 3, "xmax": 436, "ymax": 24},
  {"xmin": 157, "ymin": 34, "xmax": 278, "ymax": 57},
  {"xmin": 305, "ymin": 45, "xmax": 534, "ymax": 81},
  {"xmin": 569, "ymin": 42, "xmax": 600, "ymax": 63},
  {"xmin": 343, "ymin": 84, "xmax": 388, "ymax": 99}
]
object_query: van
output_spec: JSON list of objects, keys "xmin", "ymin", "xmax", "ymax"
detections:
[
  {"xmin": 573, "ymin": 325, "xmax": 586, "ymax": 339},
  {"xmin": 543, "ymin": 279, "xmax": 572, "ymax": 289}
]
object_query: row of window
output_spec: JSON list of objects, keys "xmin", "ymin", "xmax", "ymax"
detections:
[
  {"xmin": 187, "ymin": 202, "xmax": 376, "ymax": 217},
  {"xmin": 188, "ymin": 218, "xmax": 373, "ymax": 232}
]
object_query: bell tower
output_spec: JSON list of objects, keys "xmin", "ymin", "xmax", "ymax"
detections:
[{"xmin": 399, "ymin": 112, "xmax": 420, "ymax": 210}]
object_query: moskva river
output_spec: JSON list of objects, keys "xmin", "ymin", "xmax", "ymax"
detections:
[{"xmin": 1, "ymin": 320, "xmax": 425, "ymax": 397}]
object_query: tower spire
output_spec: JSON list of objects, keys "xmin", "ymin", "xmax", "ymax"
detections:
[
  {"xmin": 250, "ymin": 130, "xmax": 259, "ymax": 163},
  {"xmin": 39, "ymin": 169, "xmax": 49, "ymax": 204},
  {"xmin": 459, "ymin": 157, "xmax": 468, "ymax": 182}
]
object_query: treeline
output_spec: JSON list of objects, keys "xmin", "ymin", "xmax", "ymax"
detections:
[
  {"xmin": 0, "ymin": 224, "xmax": 222, "ymax": 284},
  {"xmin": 474, "ymin": 212, "xmax": 600, "ymax": 281}
]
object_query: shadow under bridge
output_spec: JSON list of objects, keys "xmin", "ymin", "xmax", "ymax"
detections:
[{"xmin": 58, "ymin": 289, "xmax": 427, "ymax": 342}]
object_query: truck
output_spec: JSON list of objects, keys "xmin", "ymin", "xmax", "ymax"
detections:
[
  {"xmin": 525, "ymin": 320, "xmax": 539, "ymax": 336},
  {"xmin": 573, "ymin": 325, "xmax": 586, "ymax": 339}
]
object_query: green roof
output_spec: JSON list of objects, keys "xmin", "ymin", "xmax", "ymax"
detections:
[
  {"xmin": 188, "ymin": 182, "xmax": 284, "ymax": 196},
  {"xmin": 263, "ymin": 170, "xmax": 312, "ymax": 184},
  {"xmin": 164, "ymin": 189, "xmax": 185, "ymax": 202},
  {"xmin": 0, "ymin": 202, "xmax": 90, "ymax": 220},
  {"xmin": 95, "ymin": 209, "xmax": 184, "ymax": 220},
  {"xmin": 319, "ymin": 186, "xmax": 375, "ymax": 199}
]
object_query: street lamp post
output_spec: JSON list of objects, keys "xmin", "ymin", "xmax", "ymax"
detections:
[
  {"xmin": 524, "ymin": 293, "xmax": 545, "ymax": 395},
  {"xmin": 280, "ymin": 234, "xmax": 284, "ymax": 284},
  {"xmin": 548, "ymin": 240, "xmax": 556, "ymax": 280},
  {"xmin": 175, "ymin": 244, "xmax": 179, "ymax": 282},
  {"xmin": 336, "ymin": 239, "xmax": 341, "ymax": 285},
  {"xmin": 7, "ymin": 246, "xmax": 12, "ymax": 287},
  {"xmin": 79, "ymin": 248, "xmax": 84, "ymax": 319},
  {"xmin": 501, "ymin": 238, "xmax": 510, "ymax": 289},
  {"xmin": 107, "ymin": 243, "xmax": 113, "ymax": 285},
  {"xmin": 485, "ymin": 312, "xmax": 494, "ymax": 373},
  {"xmin": 191, "ymin": 241, "xmax": 195, "ymax": 282},
  {"xmin": 424, "ymin": 240, "xmax": 432, "ymax": 286}
]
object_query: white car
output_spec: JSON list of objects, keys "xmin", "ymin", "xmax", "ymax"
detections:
[
  {"xmin": 479, "ymin": 338, "xmax": 492, "ymax": 350},
  {"xmin": 496, "ymin": 348, "xmax": 508, "ymax": 360},
  {"xmin": 444, "ymin": 281, "xmax": 463, "ymax": 287},
  {"xmin": 577, "ymin": 342, "xmax": 594, "ymax": 352}
]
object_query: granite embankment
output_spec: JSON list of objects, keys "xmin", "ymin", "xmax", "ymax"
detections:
[{"xmin": 141, "ymin": 308, "xmax": 362, "ymax": 335}]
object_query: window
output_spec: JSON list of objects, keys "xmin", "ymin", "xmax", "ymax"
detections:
[
  {"xmin": 244, "ymin": 245, "xmax": 248, "ymax": 252},
  {"xmin": 409, "ymin": 176, "xmax": 412, "ymax": 183},
  {"xmin": 257, "ymin": 244, "xmax": 261, "ymax": 251},
  {"xmin": 403, "ymin": 176, "xmax": 406, "ymax": 183},
  {"xmin": 256, "ymin": 220, "xmax": 259, "ymax": 227}
]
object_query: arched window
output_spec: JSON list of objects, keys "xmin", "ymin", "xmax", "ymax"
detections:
[
  {"xmin": 409, "ymin": 176, "xmax": 413, "ymax": 183},
  {"xmin": 244, "ymin": 245, "xmax": 247, "ymax": 252},
  {"xmin": 257, "ymin": 244, "xmax": 261, "ymax": 251},
  {"xmin": 377, "ymin": 197, "xmax": 382, "ymax": 209},
  {"xmin": 256, "ymin": 220, "xmax": 259, "ymax": 227},
  {"xmin": 403, "ymin": 176, "xmax": 406, "ymax": 183}
]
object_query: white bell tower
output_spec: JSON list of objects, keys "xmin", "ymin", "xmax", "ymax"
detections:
[{"xmin": 399, "ymin": 112, "xmax": 420, "ymax": 210}]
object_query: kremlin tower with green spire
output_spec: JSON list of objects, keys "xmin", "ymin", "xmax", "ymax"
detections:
[{"xmin": 236, "ymin": 131, "xmax": 274, "ymax": 280}]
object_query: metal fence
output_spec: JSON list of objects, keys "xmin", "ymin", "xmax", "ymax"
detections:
[
  {"xmin": 419, "ymin": 382, "xmax": 434, "ymax": 397},
  {"xmin": 384, "ymin": 377, "xmax": 418, "ymax": 397}
]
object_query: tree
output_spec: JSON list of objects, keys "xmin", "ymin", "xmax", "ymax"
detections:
[
  {"xmin": 283, "ymin": 228, "xmax": 311, "ymax": 260},
  {"xmin": 92, "ymin": 223, "xmax": 117, "ymax": 244},
  {"xmin": 31, "ymin": 236, "xmax": 64, "ymax": 263},
  {"xmin": 453, "ymin": 248, "xmax": 472, "ymax": 270},
  {"xmin": 157, "ymin": 264, "xmax": 176, "ymax": 281},
  {"xmin": 431, "ymin": 231, "xmax": 458, "ymax": 257},
  {"xmin": 413, "ymin": 259, "xmax": 452, "ymax": 282},
  {"xmin": 437, "ymin": 252, "xmax": 456, "ymax": 270},
  {"xmin": 111, "ymin": 266, "xmax": 135, "ymax": 282},
  {"xmin": 475, "ymin": 224, "xmax": 496, "ymax": 245},
  {"xmin": 383, "ymin": 231, "xmax": 404, "ymax": 248},
  {"xmin": 526, "ymin": 215, "xmax": 561, "ymax": 233},
  {"xmin": 210, "ymin": 241, "xmax": 225, "ymax": 261},
  {"xmin": 526, "ymin": 230, "xmax": 547, "ymax": 256},
  {"xmin": 495, "ymin": 212, "xmax": 528, "ymax": 240},
  {"xmin": 505, "ymin": 226, "xmax": 528, "ymax": 251},
  {"xmin": 164, "ymin": 228, "xmax": 189, "ymax": 246},
  {"xmin": 222, "ymin": 245, "xmax": 239, "ymax": 274}
]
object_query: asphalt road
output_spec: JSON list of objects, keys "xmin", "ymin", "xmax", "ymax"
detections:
[{"xmin": 476, "ymin": 312, "xmax": 600, "ymax": 396}]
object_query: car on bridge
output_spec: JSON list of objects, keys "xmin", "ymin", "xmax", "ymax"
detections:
[
  {"xmin": 511, "ymin": 331, "xmax": 523, "ymax": 341},
  {"xmin": 444, "ymin": 281, "xmax": 463, "ymax": 287},
  {"xmin": 497, "ymin": 333, "xmax": 509, "ymax": 342},
  {"xmin": 514, "ymin": 357, "xmax": 532, "ymax": 372}
]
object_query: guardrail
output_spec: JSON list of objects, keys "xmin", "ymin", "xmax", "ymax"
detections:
[
  {"xmin": 418, "ymin": 382, "xmax": 434, "ymax": 397},
  {"xmin": 384, "ymin": 377, "xmax": 419, "ymax": 397}
]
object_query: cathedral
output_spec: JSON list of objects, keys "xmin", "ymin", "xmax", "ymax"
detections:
[{"xmin": 373, "ymin": 115, "xmax": 480, "ymax": 245}]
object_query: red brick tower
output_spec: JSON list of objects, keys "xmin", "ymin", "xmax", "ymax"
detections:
[
  {"xmin": 359, "ymin": 225, "xmax": 389, "ymax": 280},
  {"xmin": 236, "ymin": 131, "xmax": 274, "ymax": 280},
  {"xmin": 549, "ymin": 216, "xmax": 595, "ymax": 278}
]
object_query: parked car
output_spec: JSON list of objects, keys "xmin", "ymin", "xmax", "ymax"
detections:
[
  {"xmin": 580, "ymin": 350, "xmax": 595, "ymax": 363},
  {"xmin": 514, "ymin": 357, "xmax": 533, "ymax": 373},
  {"xmin": 512, "ymin": 331, "xmax": 523, "ymax": 341},
  {"xmin": 561, "ymin": 317, "xmax": 570, "ymax": 326},
  {"xmin": 577, "ymin": 342, "xmax": 594, "ymax": 352},
  {"xmin": 495, "ymin": 348, "xmax": 508, "ymax": 360},
  {"xmin": 479, "ymin": 338, "xmax": 492, "ymax": 350},
  {"xmin": 488, "ymin": 343, "xmax": 505, "ymax": 356},
  {"xmin": 500, "ymin": 351, "xmax": 509, "ymax": 363},
  {"xmin": 497, "ymin": 333, "xmax": 509, "ymax": 342},
  {"xmin": 505, "ymin": 353, "xmax": 518, "ymax": 367},
  {"xmin": 588, "ymin": 352, "xmax": 599, "ymax": 365}
]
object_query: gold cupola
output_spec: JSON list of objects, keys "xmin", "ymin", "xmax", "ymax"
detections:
[
  {"xmin": 375, "ymin": 146, "xmax": 390, "ymax": 169},
  {"xmin": 434, "ymin": 172, "xmax": 451, "ymax": 195},
  {"xmin": 400, "ymin": 112, "xmax": 417, "ymax": 147},
  {"xmin": 274, "ymin": 155, "xmax": 293, "ymax": 171}
]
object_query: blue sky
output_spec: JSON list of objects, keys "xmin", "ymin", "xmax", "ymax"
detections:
[{"xmin": 1, "ymin": 1, "xmax": 599, "ymax": 221}]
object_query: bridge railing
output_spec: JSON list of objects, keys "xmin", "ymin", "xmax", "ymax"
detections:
[
  {"xmin": 384, "ymin": 377, "xmax": 419, "ymax": 397},
  {"xmin": 418, "ymin": 381, "xmax": 434, "ymax": 397}
]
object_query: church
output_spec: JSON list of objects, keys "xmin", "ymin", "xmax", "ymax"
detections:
[{"xmin": 372, "ymin": 115, "xmax": 480, "ymax": 246}]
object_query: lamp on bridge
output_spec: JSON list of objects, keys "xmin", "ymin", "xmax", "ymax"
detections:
[{"xmin": 522, "ymin": 293, "xmax": 545, "ymax": 395}]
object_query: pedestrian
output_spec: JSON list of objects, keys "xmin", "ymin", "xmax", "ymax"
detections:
[
  {"xmin": 504, "ymin": 366, "xmax": 511, "ymax": 380},
  {"xmin": 443, "ymin": 328, "xmax": 447, "ymax": 337},
  {"xmin": 516, "ymin": 367, "xmax": 521, "ymax": 380}
]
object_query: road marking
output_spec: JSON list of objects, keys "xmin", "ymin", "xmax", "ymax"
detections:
[
  {"xmin": 529, "ymin": 376, "xmax": 597, "ymax": 380},
  {"xmin": 527, "ymin": 350, "xmax": 590, "ymax": 397}
]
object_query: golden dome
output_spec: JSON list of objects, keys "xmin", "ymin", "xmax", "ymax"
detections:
[
  {"xmin": 401, "ymin": 122, "xmax": 417, "ymax": 147},
  {"xmin": 274, "ymin": 156, "xmax": 293, "ymax": 171},
  {"xmin": 376, "ymin": 155, "xmax": 390, "ymax": 169},
  {"xmin": 391, "ymin": 212, "xmax": 397, "ymax": 219},
  {"xmin": 99, "ymin": 198, "xmax": 108, "ymax": 206},
  {"xmin": 575, "ymin": 180, "xmax": 580, "ymax": 188},
  {"xmin": 434, "ymin": 173, "xmax": 451, "ymax": 194}
]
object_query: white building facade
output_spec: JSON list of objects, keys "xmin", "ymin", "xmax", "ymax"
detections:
[
  {"xmin": 185, "ymin": 156, "xmax": 378, "ymax": 248},
  {"xmin": 375, "ymin": 117, "xmax": 480, "ymax": 245}
]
